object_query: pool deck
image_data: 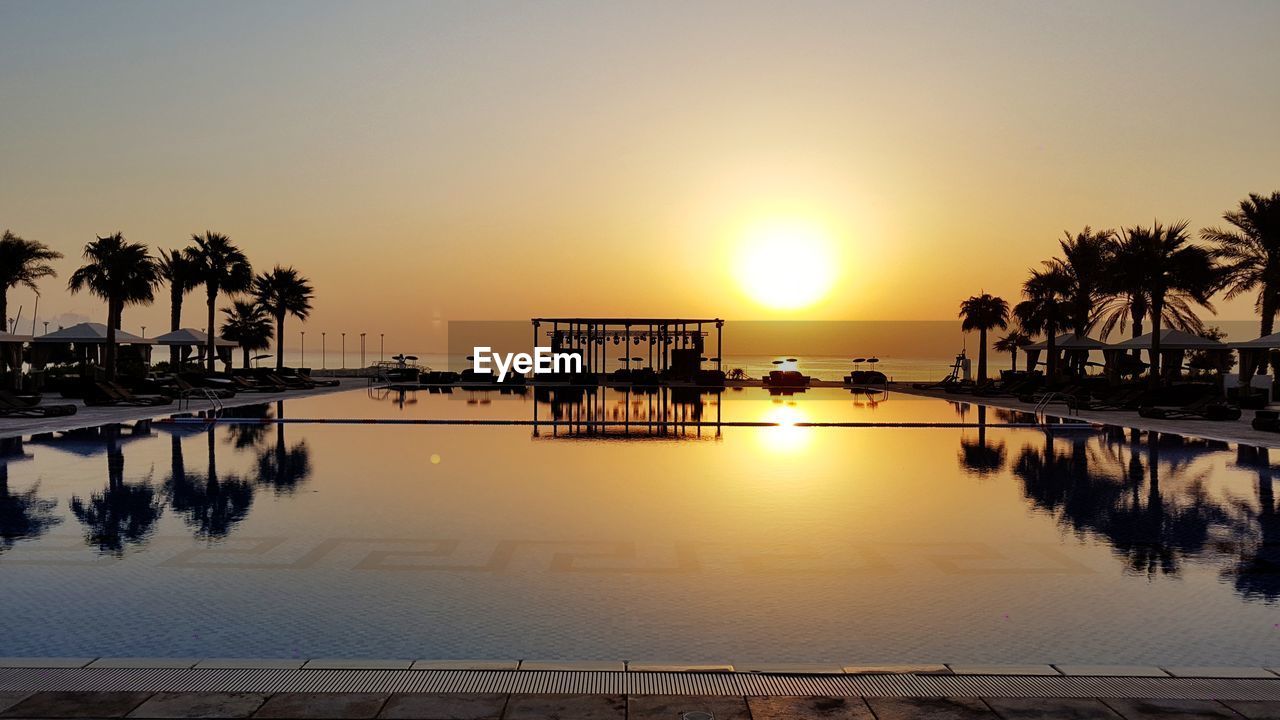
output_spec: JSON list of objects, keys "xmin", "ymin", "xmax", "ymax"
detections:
[
  {"xmin": 0, "ymin": 379, "xmax": 368, "ymax": 440},
  {"xmin": 885, "ymin": 382, "xmax": 1280, "ymax": 449},
  {"xmin": 1, "ymin": 664, "xmax": 1279, "ymax": 718}
]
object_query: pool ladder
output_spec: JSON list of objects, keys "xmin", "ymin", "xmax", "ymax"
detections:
[
  {"xmin": 178, "ymin": 387, "xmax": 224, "ymax": 416},
  {"xmin": 1033, "ymin": 391, "xmax": 1079, "ymax": 424}
]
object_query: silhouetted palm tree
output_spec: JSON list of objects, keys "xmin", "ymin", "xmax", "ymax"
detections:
[
  {"xmin": 188, "ymin": 232, "xmax": 253, "ymax": 372},
  {"xmin": 67, "ymin": 234, "xmax": 159, "ymax": 379},
  {"xmin": 1050, "ymin": 227, "xmax": 1114, "ymax": 336},
  {"xmin": 1204, "ymin": 191, "xmax": 1280, "ymax": 375},
  {"xmin": 0, "ymin": 439, "xmax": 60, "ymax": 552},
  {"xmin": 958, "ymin": 293, "xmax": 1008, "ymax": 385},
  {"xmin": 1015, "ymin": 267, "xmax": 1071, "ymax": 379},
  {"xmin": 252, "ymin": 266, "xmax": 313, "ymax": 370},
  {"xmin": 157, "ymin": 247, "xmax": 202, "ymax": 366},
  {"xmin": 220, "ymin": 300, "xmax": 274, "ymax": 368},
  {"xmin": 68, "ymin": 426, "xmax": 163, "ymax": 555},
  {"xmin": 0, "ymin": 230, "xmax": 62, "ymax": 333},
  {"xmin": 993, "ymin": 330, "xmax": 1031, "ymax": 372},
  {"xmin": 1120, "ymin": 222, "xmax": 1219, "ymax": 388}
]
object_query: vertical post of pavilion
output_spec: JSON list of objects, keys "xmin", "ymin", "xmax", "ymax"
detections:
[{"xmin": 716, "ymin": 320, "xmax": 723, "ymax": 372}]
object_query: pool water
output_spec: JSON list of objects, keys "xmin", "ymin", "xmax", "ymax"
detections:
[{"xmin": 1, "ymin": 387, "xmax": 1277, "ymax": 664}]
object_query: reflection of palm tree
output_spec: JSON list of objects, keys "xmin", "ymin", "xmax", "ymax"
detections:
[
  {"xmin": 165, "ymin": 427, "xmax": 254, "ymax": 540},
  {"xmin": 69, "ymin": 425, "xmax": 163, "ymax": 555},
  {"xmin": 958, "ymin": 405, "xmax": 1006, "ymax": 475},
  {"xmin": 1227, "ymin": 446, "xmax": 1280, "ymax": 600},
  {"xmin": 256, "ymin": 403, "xmax": 311, "ymax": 494},
  {"xmin": 0, "ymin": 438, "xmax": 60, "ymax": 552}
]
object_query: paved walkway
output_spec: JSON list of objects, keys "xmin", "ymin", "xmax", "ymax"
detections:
[
  {"xmin": 888, "ymin": 383, "xmax": 1280, "ymax": 449},
  {"xmin": 0, "ymin": 379, "xmax": 367, "ymax": 440},
  {"xmin": 0, "ymin": 690, "xmax": 1275, "ymax": 718}
]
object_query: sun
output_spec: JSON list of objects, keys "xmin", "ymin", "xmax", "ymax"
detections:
[{"xmin": 736, "ymin": 218, "xmax": 839, "ymax": 310}]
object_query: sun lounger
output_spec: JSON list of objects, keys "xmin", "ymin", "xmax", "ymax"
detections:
[
  {"xmin": 1138, "ymin": 396, "xmax": 1242, "ymax": 421},
  {"xmin": 84, "ymin": 381, "xmax": 172, "ymax": 407},
  {"xmin": 0, "ymin": 391, "xmax": 77, "ymax": 417}
]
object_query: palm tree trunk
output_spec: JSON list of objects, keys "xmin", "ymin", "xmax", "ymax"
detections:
[
  {"xmin": 1010, "ymin": 349, "xmax": 1017, "ymax": 372},
  {"xmin": 1261, "ymin": 292, "xmax": 1277, "ymax": 378},
  {"xmin": 105, "ymin": 300, "xmax": 119, "ymax": 381},
  {"xmin": 276, "ymin": 314, "xmax": 285, "ymax": 370},
  {"xmin": 0, "ymin": 291, "xmax": 8, "ymax": 334},
  {"xmin": 243, "ymin": 346, "xmax": 251, "ymax": 369},
  {"xmin": 1130, "ymin": 302, "xmax": 1145, "ymax": 361},
  {"xmin": 1046, "ymin": 328, "xmax": 1058, "ymax": 381},
  {"xmin": 170, "ymin": 290, "xmax": 182, "ymax": 366},
  {"xmin": 977, "ymin": 327, "xmax": 989, "ymax": 384},
  {"xmin": 1149, "ymin": 296, "xmax": 1163, "ymax": 389},
  {"xmin": 206, "ymin": 289, "xmax": 217, "ymax": 373}
]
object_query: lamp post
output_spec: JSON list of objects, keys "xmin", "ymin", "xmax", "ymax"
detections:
[
  {"xmin": 360, "ymin": 332, "xmax": 366, "ymax": 369},
  {"xmin": 141, "ymin": 326, "xmax": 146, "ymax": 338},
  {"xmin": 379, "ymin": 333, "xmax": 384, "ymax": 363},
  {"xmin": 322, "ymin": 332, "xmax": 326, "ymax": 370},
  {"xmin": 341, "ymin": 333, "xmax": 346, "ymax": 370},
  {"xmin": 300, "ymin": 331, "xmax": 306, "ymax": 369}
]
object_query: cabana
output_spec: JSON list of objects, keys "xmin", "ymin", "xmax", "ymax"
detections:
[
  {"xmin": 1022, "ymin": 333, "xmax": 1106, "ymax": 376},
  {"xmin": 1107, "ymin": 329, "xmax": 1231, "ymax": 382},
  {"xmin": 152, "ymin": 328, "xmax": 237, "ymax": 369},
  {"xmin": 30, "ymin": 323, "xmax": 154, "ymax": 383},
  {"xmin": 1228, "ymin": 332, "xmax": 1280, "ymax": 396}
]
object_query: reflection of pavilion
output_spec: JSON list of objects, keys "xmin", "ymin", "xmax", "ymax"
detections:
[{"xmin": 532, "ymin": 385, "xmax": 723, "ymax": 439}]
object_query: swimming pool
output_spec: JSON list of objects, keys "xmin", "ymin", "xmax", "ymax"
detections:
[{"xmin": 1, "ymin": 387, "xmax": 1276, "ymax": 665}]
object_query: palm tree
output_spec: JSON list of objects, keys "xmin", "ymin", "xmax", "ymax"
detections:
[
  {"xmin": 1049, "ymin": 227, "xmax": 1113, "ymax": 337},
  {"xmin": 0, "ymin": 230, "xmax": 62, "ymax": 333},
  {"xmin": 252, "ymin": 266, "xmax": 313, "ymax": 370},
  {"xmin": 1121, "ymin": 221, "xmax": 1219, "ymax": 388},
  {"xmin": 1014, "ymin": 266, "xmax": 1072, "ymax": 380},
  {"xmin": 958, "ymin": 293, "xmax": 1009, "ymax": 385},
  {"xmin": 157, "ymin": 247, "xmax": 201, "ymax": 366},
  {"xmin": 220, "ymin": 300, "xmax": 274, "ymax": 368},
  {"xmin": 1204, "ymin": 191, "xmax": 1280, "ymax": 375},
  {"xmin": 993, "ymin": 329, "xmax": 1032, "ymax": 372},
  {"xmin": 188, "ymin": 232, "xmax": 252, "ymax": 372},
  {"xmin": 67, "ymin": 234, "xmax": 159, "ymax": 380},
  {"xmin": 1097, "ymin": 229, "xmax": 1209, "ymax": 359}
]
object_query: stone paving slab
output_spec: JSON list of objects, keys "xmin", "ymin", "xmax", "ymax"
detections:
[
  {"xmin": 747, "ymin": 695, "xmax": 875, "ymax": 720},
  {"xmin": 1162, "ymin": 667, "xmax": 1278, "ymax": 678},
  {"xmin": 193, "ymin": 660, "xmax": 307, "ymax": 670},
  {"xmin": 983, "ymin": 697, "xmax": 1123, "ymax": 719},
  {"xmin": 1055, "ymin": 666, "xmax": 1170, "ymax": 677},
  {"xmin": 866, "ymin": 697, "xmax": 997, "ymax": 720},
  {"xmin": 843, "ymin": 664, "xmax": 952, "ymax": 675},
  {"xmin": 127, "ymin": 691, "xmax": 267, "ymax": 718},
  {"xmin": 0, "ymin": 659, "xmax": 95, "ymax": 669},
  {"xmin": 87, "ymin": 658, "xmax": 200, "ymax": 669},
  {"xmin": 736, "ymin": 663, "xmax": 846, "ymax": 674},
  {"xmin": 947, "ymin": 665, "xmax": 1061, "ymax": 676},
  {"xmin": 0, "ymin": 691, "xmax": 152, "ymax": 718},
  {"xmin": 409, "ymin": 661, "xmax": 520, "ymax": 671},
  {"xmin": 517, "ymin": 661, "xmax": 626, "ymax": 672},
  {"xmin": 0, "ymin": 695, "xmax": 29, "ymax": 715},
  {"xmin": 378, "ymin": 693, "xmax": 508, "ymax": 720},
  {"xmin": 1101, "ymin": 698, "xmax": 1241, "ymax": 719},
  {"xmin": 251, "ymin": 692, "xmax": 390, "ymax": 719},
  {"xmin": 503, "ymin": 694, "xmax": 625, "ymax": 720},
  {"xmin": 302, "ymin": 660, "xmax": 412, "ymax": 671},
  {"xmin": 628, "ymin": 695, "xmax": 751, "ymax": 720},
  {"xmin": 626, "ymin": 661, "xmax": 736, "ymax": 673},
  {"xmin": 1222, "ymin": 700, "xmax": 1280, "ymax": 719}
]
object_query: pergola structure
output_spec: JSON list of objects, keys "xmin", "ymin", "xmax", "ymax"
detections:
[{"xmin": 530, "ymin": 317, "xmax": 724, "ymax": 379}]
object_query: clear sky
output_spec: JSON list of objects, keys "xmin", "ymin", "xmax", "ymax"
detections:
[{"xmin": 2, "ymin": 0, "xmax": 1278, "ymax": 351}]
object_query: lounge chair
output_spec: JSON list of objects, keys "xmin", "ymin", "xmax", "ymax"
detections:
[
  {"xmin": 0, "ymin": 391, "xmax": 77, "ymax": 417},
  {"xmin": 1139, "ymin": 396, "xmax": 1242, "ymax": 421},
  {"xmin": 84, "ymin": 381, "xmax": 172, "ymax": 407},
  {"xmin": 159, "ymin": 375, "xmax": 236, "ymax": 400},
  {"xmin": 1253, "ymin": 410, "xmax": 1280, "ymax": 432},
  {"xmin": 764, "ymin": 370, "xmax": 810, "ymax": 388},
  {"xmin": 1068, "ymin": 386, "xmax": 1146, "ymax": 412}
]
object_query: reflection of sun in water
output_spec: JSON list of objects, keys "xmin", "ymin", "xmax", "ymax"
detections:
[
  {"xmin": 760, "ymin": 404, "xmax": 811, "ymax": 453},
  {"xmin": 737, "ymin": 219, "xmax": 839, "ymax": 310}
]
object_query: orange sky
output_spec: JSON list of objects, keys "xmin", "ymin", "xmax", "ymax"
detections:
[{"xmin": 2, "ymin": 1, "xmax": 1278, "ymax": 352}]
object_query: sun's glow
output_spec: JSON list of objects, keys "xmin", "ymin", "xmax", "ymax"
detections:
[
  {"xmin": 736, "ymin": 219, "xmax": 839, "ymax": 310},
  {"xmin": 759, "ymin": 403, "xmax": 811, "ymax": 453}
]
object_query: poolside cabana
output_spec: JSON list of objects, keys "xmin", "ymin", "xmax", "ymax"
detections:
[
  {"xmin": 1228, "ymin": 332, "xmax": 1280, "ymax": 392},
  {"xmin": 530, "ymin": 317, "xmax": 725, "ymax": 381},
  {"xmin": 1022, "ymin": 333, "xmax": 1106, "ymax": 376},
  {"xmin": 1107, "ymin": 328, "xmax": 1231, "ymax": 382},
  {"xmin": 31, "ymin": 323, "xmax": 153, "ymax": 365},
  {"xmin": 152, "ymin": 328, "xmax": 237, "ymax": 369}
]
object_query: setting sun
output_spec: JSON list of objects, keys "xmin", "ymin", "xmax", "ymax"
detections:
[{"xmin": 736, "ymin": 219, "xmax": 839, "ymax": 310}]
